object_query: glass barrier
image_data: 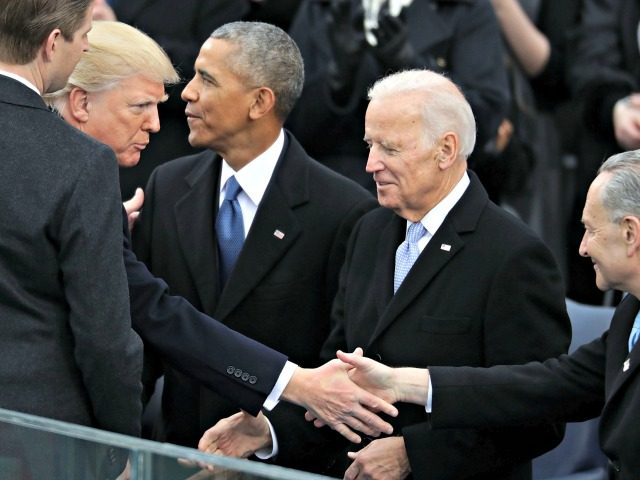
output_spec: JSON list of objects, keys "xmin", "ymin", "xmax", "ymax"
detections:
[{"xmin": 0, "ymin": 408, "xmax": 336, "ymax": 480}]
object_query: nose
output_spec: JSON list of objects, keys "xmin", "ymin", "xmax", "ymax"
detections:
[
  {"xmin": 578, "ymin": 231, "xmax": 589, "ymax": 257},
  {"xmin": 143, "ymin": 106, "xmax": 161, "ymax": 133},
  {"xmin": 181, "ymin": 78, "xmax": 197, "ymax": 102},
  {"xmin": 365, "ymin": 147, "xmax": 382, "ymax": 174}
]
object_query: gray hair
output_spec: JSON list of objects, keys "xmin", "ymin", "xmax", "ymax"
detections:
[
  {"xmin": 597, "ymin": 150, "xmax": 640, "ymax": 223},
  {"xmin": 44, "ymin": 21, "xmax": 179, "ymax": 110},
  {"xmin": 210, "ymin": 21, "xmax": 304, "ymax": 121},
  {"xmin": 367, "ymin": 69, "xmax": 477, "ymax": 158}
]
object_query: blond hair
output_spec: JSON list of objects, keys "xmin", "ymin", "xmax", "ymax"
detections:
[{"xmin": 45, "ymin": 21, "xmax": 179, "ymax": 108}]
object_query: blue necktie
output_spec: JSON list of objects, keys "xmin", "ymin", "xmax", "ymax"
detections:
[
  {"xmin": 216, "ymin": 176, "xmax": 244, "ymax": 285},
  {"xmin": 394, "ymin": 222, "xmax": 426, "ymax": 293},
  {"xmin": 628, "ymin": 311, "xmax": 640, "ymax": 353}
]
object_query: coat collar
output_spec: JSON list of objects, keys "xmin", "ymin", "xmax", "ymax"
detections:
[
  {"xmin": 367, "ymin": 171, "xmax": 487, "ymax": 346},
  {"xmin": 173, "ymin": 132, "xmax": 309, "ymax": 319}
]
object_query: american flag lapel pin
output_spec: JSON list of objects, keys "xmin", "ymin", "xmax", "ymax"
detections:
[
  {"xmin": 440, "ymin": 243, "xmax": 451, "ymax": 252},
  {"xmin": 273, "ymin": 229, "xmax": 285, "ymax": 240}
]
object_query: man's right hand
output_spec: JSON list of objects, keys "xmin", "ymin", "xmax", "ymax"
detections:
[{"xmin": 281, "ymin": 355, "xmax": 398, "ymax": 444}]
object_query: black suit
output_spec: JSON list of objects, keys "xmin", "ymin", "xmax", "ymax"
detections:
[
  {"xmin": 272, "ymin": 172, "xmax": 571, "ymax": 479},
  {"xmin": 0, "ymin": 75, "xmax": 142, "ymax": 478},
  {"xmin": 133, "ymin": 131, "xmax": 376, "ymax": 446},
  {"xmin": 430, "ymin": 294, "xmax": 640, "ymax": 480}
]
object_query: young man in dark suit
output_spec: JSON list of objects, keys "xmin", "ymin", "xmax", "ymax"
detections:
[
  {"xmin": 199, "ymin": 69, "xmax": 571, "ymax": 480},
  {"xmin": 132, "ymin": 21, "xmax": 379, "ymax": 448},
  {"xmin": 0, "ymin": 2, "xmax": 143, "ymax": 478},
  {"xmin": 0, "ymin": 0, "xmax": 142, "ymax": 436}
]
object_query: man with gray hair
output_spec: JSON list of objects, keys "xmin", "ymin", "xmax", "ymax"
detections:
[
  {"xmin": 132, "ymin": 21, "xmax": 381, "ymax": 448},
  {"xmin": 334, "ymin": 149, "xmax": 640, "ymax": 480},
  {"xmin": 198, "ymin": 69, "xmax": 571, "ymax": 479}
]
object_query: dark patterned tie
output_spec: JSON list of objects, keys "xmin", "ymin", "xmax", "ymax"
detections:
[{"xmin": 216, "ymin": 176, "xmax": 244, "ymax": 285}]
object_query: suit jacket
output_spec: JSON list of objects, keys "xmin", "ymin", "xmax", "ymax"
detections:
[
  {"xmin": 430, "ymin": 294, "xmax": 640, "ymax": 480},
  {"xmin": 272, "ymin": 172, "xmax": 571, "ymax": 479},
  {"xmin": 287, "ymin": 0, "xmax": 509, "ymax": 190},
  {"xmin": 133, "ymin": 131, "xmax": 376, "ymax": 446},
  {"xmin": 0, "ymin": 75, "xmax": 142, "ymax": 436},
  {"xmin": 122, "ymin": 209, "xmax": 288, "ymax": 415}
]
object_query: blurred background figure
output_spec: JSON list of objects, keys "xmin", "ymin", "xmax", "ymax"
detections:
[
  {"xmin": 566, "ymin": 0, "xmax": 635, "ymax": 305},
  {"xmin": 92, "ymin": 0, "xmax": 251, "ymax": 200},
  {"xmin": 487, "ymin": 0, "xmax": 582, "ymax": 285},
  {"xmin": 284, "ymin": 0, "xmax": 510, "ymax": 194}
]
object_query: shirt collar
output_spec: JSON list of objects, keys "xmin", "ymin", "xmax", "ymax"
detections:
[
  {"xmin": 417, "ymin": 171, "xmax": 470, "ymax": 235},
  {"xmin": 0, "ymin": 70, "xmax": 41, "ymax": 95},
  {"xmin": 219, "ymin": 129, "xmax": 285, "ymax": 206}
]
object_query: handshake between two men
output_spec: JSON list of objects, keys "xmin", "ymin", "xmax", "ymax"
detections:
[{"xmin": 198, "ymin": 348, "xmax": 413, "ymax": 463}]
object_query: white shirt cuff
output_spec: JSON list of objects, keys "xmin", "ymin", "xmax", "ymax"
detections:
[
  {"xmin": 262, "ymin": 360, "xmax": 297, "ymax": 411},
  {"xmin": 426, "ymin": 375, "xmax": 433, "ymax": 413},
  {"xmin": 254, "ymin": 415, "xmax": 279, "ymax": 459}
]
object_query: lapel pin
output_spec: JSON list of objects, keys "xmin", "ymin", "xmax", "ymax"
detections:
[
  {"xmin": 623, "ymin": 359, "xmax": 631, "ymax": 372},
  {"xmin": 440, "ymin": 243, "xmax": 451, "ymax": 252},
  {"xmin": 273, "ymin": 229, "xmax": 285, "ymax": 240}
]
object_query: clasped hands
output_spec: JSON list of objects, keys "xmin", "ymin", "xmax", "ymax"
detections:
[{"xmin": 197, "ymin": 349, "xmax": 422, "ymax": 478}]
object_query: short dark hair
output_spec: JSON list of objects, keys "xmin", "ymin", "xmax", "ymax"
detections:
[{"xmin": 0, "ymin": 0, "xmax": 92, "ymax": 64}]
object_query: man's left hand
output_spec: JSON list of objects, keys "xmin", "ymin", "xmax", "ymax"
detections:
[{"xmin": 344, "ymin": 436, "xmax": 411, "ymax": 480}]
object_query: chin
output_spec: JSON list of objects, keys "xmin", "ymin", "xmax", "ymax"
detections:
[{"xmin": 118, "ymin": 156, "xmax": 141, "ymax": 168}]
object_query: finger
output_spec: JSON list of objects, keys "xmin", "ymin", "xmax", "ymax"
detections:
[
  {"xmin": 336, "ymin": 349, "xmax": 366, "ymax": 367},
  {"xmin": 359, "ymin": 389, "xmax": 399, "ymax": 418},
  {"xmin": 333, "ymin": 422, "xmax": 362, "ymax": 444},
  {"xmin": 197, "ymin": 430, "xmax": 219, "ymax": 451},
  {"xmin": 347, "ymin": 406, "xmax": 394, "ymax": 437}
]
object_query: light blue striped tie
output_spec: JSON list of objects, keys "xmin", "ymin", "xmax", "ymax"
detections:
[
  {"xmin": 629, "ymin": 311, "xmax": 640, "ymax": 353},
  {"xmin": 394, "ymin": 222, "xmax": 426, "ymax": 293}
]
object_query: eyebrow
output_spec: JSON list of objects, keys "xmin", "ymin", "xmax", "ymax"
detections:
[{"xmin": 197, "ymin": 68, "xmax": 217, "ymax": 85}]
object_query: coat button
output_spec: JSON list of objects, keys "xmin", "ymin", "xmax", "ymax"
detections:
[
  {"xmin": 234, "ymin": 368, "xmax": 243, "ymax": 377},
  {"xmin": 241, "ymin": 372, "xmax": 250, "ymax": 381},
  {"xmin": 227, "ymin": 366, "xmax": 235, "ymax": 375},
  {"xmin": 249, "ymin": 376, "xmax": 257, "ymax": 384}
]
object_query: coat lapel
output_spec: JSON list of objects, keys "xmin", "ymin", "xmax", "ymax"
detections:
[
  {"xmin": 367, "ymin": 172, "xmax": 487, "ymax": 347},
  {"xmin": 174, "ymin": 152, "xmax": 222, "ymax": 314},
  {"xmin": 214, "ymin": 133, "xmax": 307, "ymax": 319},
  {"xmin": 605, "ymin": 295, "xmax": 640, "ymax": 402}
]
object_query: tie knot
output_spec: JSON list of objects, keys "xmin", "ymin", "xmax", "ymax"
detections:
[
  {"xmin": 224, "ymin": 176, "xmax": 242, "ymax": 201},
  {"xmin": 406, "ymin": 222, "xmax": 426, "ymax": 243}
]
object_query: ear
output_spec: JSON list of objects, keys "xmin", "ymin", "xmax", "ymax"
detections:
[
  {"xmin": 622, "ymin": 215, "xmax": 640, "ymax": 257},
  {"xmin": 67, "ymin": 87, "xmax": 90, "ymax": 123},
  {"xmin": 248, "ymin": 87, "xmax": 276, "ymax": 120},
  {"xmin": 436, "ymin": 131, "xmax": 459, "ymax": 170},
  {"xmin": 42, "ymin": 29, "xmax": 63, "ymax": 63}
]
